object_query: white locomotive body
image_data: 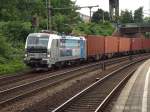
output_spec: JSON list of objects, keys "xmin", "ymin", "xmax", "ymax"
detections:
[{"xmin": 24, "ymin": 33, "xmax": 87, "ymax": 68}]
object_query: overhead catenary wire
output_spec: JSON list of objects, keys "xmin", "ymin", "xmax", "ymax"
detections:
[
  {"xmin": 46, "ymin": 2, "xmax": 99, "ymax": 31},
  {"xmin": 51, "ymin": 5, "xmax": 99, "ymax": 22}
]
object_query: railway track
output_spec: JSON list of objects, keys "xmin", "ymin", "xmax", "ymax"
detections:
[
  {"xmin": 0, "ymin": 56, "xmax": 131, "ymax": 108},
  {"xmin": 0, "ymin": 55, "xmax": 131, "ymax": 91},
  {"xmin": 0, "ymin": 54, "xmax": 141, "ymax": 92},
  {"xmin": 51, "ymin": 57, "xmax": 145, "ymax": 112},
  {"xmin": 0, "ymin": 54, "xmax": 149, "ymax": 109},
  {"xmin": 0, "ymin": 53, "xmax": 147, "ymax": 89}
]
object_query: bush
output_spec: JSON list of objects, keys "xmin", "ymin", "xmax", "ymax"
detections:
[
  {"xmin": 0, "ymin": 33, "xmax": 13, "ymax": 59},
  {"xmin": 0, "ymin": 33, "xmax": 27, "ymax": 75},
  {"xmin": 0, "ymin": 21, "xmax": 32, "ymax": 42},
  {"xmin": 0, "ymin": 59, "xmax": 26, "ymax": 75},
  {"xmin": 72, "ymin": 21, "xmax": 114, "ymax": 36}
]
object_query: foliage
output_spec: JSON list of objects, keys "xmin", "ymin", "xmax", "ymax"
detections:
[
  {"xmin": 0, "ymin": 33, "xmax": 26, "ymax": 75},
  {"xmin": 0, "ymin": 0, "xmax": 79, "ymax": 33},
  {"xmin": 143, "ymin": 18, "xmax": 150, "ymax": 38},
  {"xmin": 120, "ymin": 10, "xmax": 134, "ymax": 23},
  {"xmin": 134, "ymin": 7, "xmax": 144, "ymax": 23},
  {"xmin": 144, "ymin": 17, "xmax": 150, "ymax": 24},
  {"xmin": 0, "ymin": 59, "xmax": 26, "ymax": 75},
  {"xmin": 52, "ymin": 13, "xmax": 80, "ymax": 34},
  {"xmin": 0, "ymin": 0, "xmax": 46, "ymax": 22},
  {"xmin": 92, "ymin": 9, "xmax": 110, "ymax": 23},
  {"xmin": 0, "ymin": 33, "xmax": 13, "ymax": 59},
  {"xmin": 72, "ymin": 21, "xmax": 114, "ymax": 36},
  {"xmin": 118, "ymin": 7, "xmax": 144, "ymax": 24},
  {"xmin": 51, "ymin": 0, "xmax": 80, "ymax": 33},
  {"xmin": 51, "ymin": 0, "xmax": 76, "ymax": 16},
  {"xmin": 0, "ymin": 21, "xmax": 32, "ymax": 43}
]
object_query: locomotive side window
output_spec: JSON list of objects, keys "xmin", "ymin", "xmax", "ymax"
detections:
[
  {"xmin": 60, "ymin": 39, "xmax": 65, "ymax": 48},
  {"xmin": 56, "ymin": 39, "xmax": 59, "ymax": 47},
  {"xmin": 60, "ymin": 39, "xmax": 80, "ymax": 57}
]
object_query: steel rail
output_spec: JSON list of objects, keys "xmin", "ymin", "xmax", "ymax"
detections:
[
  {"xmin": 94, "ymin": 70, "xmax": 135, "ymax": 112},
  {"xmin": 0, "ymin": 54, "xmax": 148, "ymax": 108},
  {"xmin": 0, "ymin": 54, "xmax": 132, "ymax": 91},
  {"xmin": 52, "ymin": 57, "xmax": 146, "ymax": 112},
  {"xmin": 0, "ymin": 55, "xmax": 131, "ymax": 107},
  {"xmin": 0, "ymin": 55, "xmax": 130, "ymax": 86},
  {"xmin": 0, "ymin": 53, "xmax": 147, "ymax": 87}
]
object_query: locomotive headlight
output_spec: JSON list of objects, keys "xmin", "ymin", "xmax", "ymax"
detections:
[
  {"xmin": 25, "ymin": 54, "xmax": 27, "ymax": 57},
  {"xmin": 47, "ymin": 54, "xmax": 50, "ymax": 58},
  {"xmin": 47, "ymin": 51, "xmax": 51, "ymax": 58}
]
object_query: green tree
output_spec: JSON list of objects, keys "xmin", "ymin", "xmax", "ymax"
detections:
[
  {"xmin": 0, "ymin": 0, "xmax": 18, "ymax": 21},
  {"xmin": 144, "ymin": 17, "xmax": 150, "ymax": 24},
  {"xmin": 120, "ymin": 10, "xmax": 134, "ymax": 23},
  {"xmin": 0, "ymin": 0, "xmax": 80, "ymax": 34},
  {"xmin": 0, "ymin": 33, "xmax": 13, "ymax": 59},
  {"xmin": 91, "ymin": 9, "xmax": 110, "ymax": 23},
  {"xmin": 72, "ymin": 21, "xmax": 114, "ymax": 36},
  {"xmin": 0, "ymin": 21, "xmax": 32, "ymax": 42},
  {"xmin": 134, "ymin": 7, "xmax": 144, "ymax": 23},
  {"xmin": 51, "ymin": 0, "xmax": 80, "ymax": 33},
  {"xmin": 0, "ymin": 0, "xmax": 46, "ymax": 21},
  {"xmin": 104, "ymin": 11, "xmax": 110, "ymax": 21}
]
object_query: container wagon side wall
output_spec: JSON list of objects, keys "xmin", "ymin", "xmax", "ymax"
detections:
[
  {"xmin": 85, "ymin": 35, "xmax": 105, "ymax": 60},
  {"xmin": 105, "ymin": 36, "xmax": 119, "ymax": 57},
  {"xmin": 131, "ymin": 38, "xmax": 143, "ymax": 53},
  {"xmin": 119, "ymin": 37, "xmax": 131, "ymax": 55},
  {"xmin": 143, "ymin": 39, "xmax": 150, "ymax": 49},
  {"xmin": 142, "ymin": 39, "xmax": 150, "ymax": 52}
]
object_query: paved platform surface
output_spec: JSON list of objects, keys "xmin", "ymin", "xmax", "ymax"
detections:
[{"xmin": 111, "ymin": 59, "xmax": 150, "ymax": 112}]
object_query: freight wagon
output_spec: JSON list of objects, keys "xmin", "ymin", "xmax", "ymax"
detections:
[
  {"xmin": 131, "ymin": 38, "xmax": 143, "ymax": 53},
  {"xmin": 118, "ymin": 37, "xmax": 131, "ymax": 55},
  {"xmin": 24, "ymin": 32, "xmax": 150, "ymax": 69},
  {"xmin": 85, "ymin": 35, "xmax": 105, "ymax": 60},
  {"xmin": 85, "ymin": 36, "xmax": 121, "ymax": 59},
  {"xmin": 142, "ymin": 39, "xmax": 150, "ymax": 52},
  {"xmin": 105, "ymin": 36, "xmax": 119, "ymax": 57}
]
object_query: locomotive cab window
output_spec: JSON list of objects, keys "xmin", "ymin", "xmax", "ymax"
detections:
[{"xmin": 27, "ymin": 35, "xmax": 49, "ymax": 48}]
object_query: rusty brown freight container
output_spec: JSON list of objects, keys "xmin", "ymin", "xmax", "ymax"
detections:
[
  {"xmin": 85, "ymin": 35, "xmax": 105, "ymax": 57},
  {"xmin": 105, "ymin": 36, "xmax": 119, "ymax": 54},
  {"xmin": 142, "ymin": 39, "xmax": 150, "ymax": 49},
  {"xmin": 119, "ymin": 37, "xmax": 131, "ymax": 52},
  {"xmin": 131, "ymin": 38, "xmax": 142, "ymax": 51}
]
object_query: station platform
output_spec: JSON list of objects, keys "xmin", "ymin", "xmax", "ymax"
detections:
[{"xmin": 111, "ymin": 59, "xmax": 150, "ymax": 112}]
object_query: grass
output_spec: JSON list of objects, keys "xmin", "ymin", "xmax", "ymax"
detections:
[{"xmin": 0, "ymin": 59, "xmax": 27, "ymax": 75}]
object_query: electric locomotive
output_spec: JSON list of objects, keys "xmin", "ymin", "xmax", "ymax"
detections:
[{"xmin": 24, "ymin": 32, "xmax": 86, "ymax": 69}]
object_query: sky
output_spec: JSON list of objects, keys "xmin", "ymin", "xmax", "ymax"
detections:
[{"xmin": 72, "ymin": 0, "xmax": 150, "ymax": 16}]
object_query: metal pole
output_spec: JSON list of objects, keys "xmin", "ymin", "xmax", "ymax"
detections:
[
  {"xmin": 102, "ymin": 62, "xmax": 106, "ymax": 71},
  {"xmin": 103, "ymin": 11, "xmax": 104, "ymax": 23},
  {"xmin": 89, "ymin": 7, "xmax": 92, "ymax": 22},
  {"xmin": 48, "ymin": 0, "xmax": 52, "ymax": 31},
  {"xmin": 46, "ymin": 0, "xmax": 52, "ymax": 31},
  {"xmin": 149, "ymin": 0, "xmax": 150, "ymax": 16},
  {"xmin": 46, "ymin": 0, "xmax": 49, "ymax": 30}
]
